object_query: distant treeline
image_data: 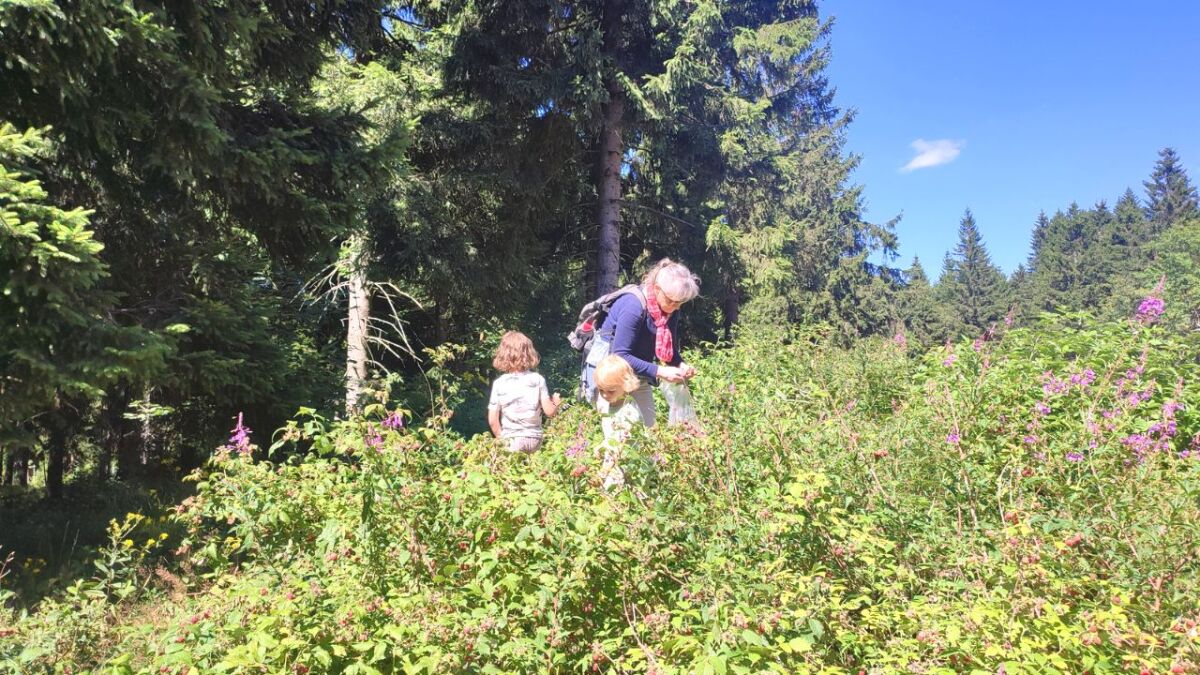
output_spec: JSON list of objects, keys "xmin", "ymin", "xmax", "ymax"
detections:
[{"xmin": 899, "ymin": 146, "xmax": 1200, "ymax": 346}]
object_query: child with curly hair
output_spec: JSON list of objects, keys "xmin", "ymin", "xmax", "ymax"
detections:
[{"xmin": 487, "ymin": 331, "xmax": 562, "ymax": 452}]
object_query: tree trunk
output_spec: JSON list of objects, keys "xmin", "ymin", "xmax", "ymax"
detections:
[
  {"xmin": 110, "ymin": 384, "xmax": 146, "ymax": 479},
  {"xmin": 434, "ymin": 300, "xmax": 449, "ymax": 345},
  {"xmin": 594, "ymin": 0, "xmax": 626, "ymax": 295},
  {"xmin": 99, "ymin": 387, "xmax": 130, "ymax": 481},
  {"xmin": 594, "ymin": 81, "xmax": 626, "ymax": 295},
  {"xmin": 16, "ymin": 447, "xmax": 29, "ymax": 487},
  {"xmin": 344, "ymin": 237, "xmax": 371, "ymax": 416},
  {"xmin": 2, "ymin": 445, "xmax": 10, "ymax": 485},
  {"xmin": 46, "ymin": 402, "xmax": 67, "ymax": 500},
  {"xmin": 723, "ymin": 286, "xmax": 741, "ymax": 341},
  {"xmin": 137, "ymin": 386, "xmax": 155, "ymax": 470}
]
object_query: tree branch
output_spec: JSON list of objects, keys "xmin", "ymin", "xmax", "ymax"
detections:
[{"xmin": 617, "ymin": 200, "xmax": 704, "ymax": 231}]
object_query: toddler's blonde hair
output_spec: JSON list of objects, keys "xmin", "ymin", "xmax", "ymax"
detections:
[{"xmin": 595, "ymin": 355, "xmax": 640, "ymax": 396}]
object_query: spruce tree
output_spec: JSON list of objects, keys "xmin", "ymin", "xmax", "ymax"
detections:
[
  {"xmin": 1144, "ymin": 148, "xmax": 1199, "ymax": 233},
  {"xmin": 1027, "ymin": 211, "xmax": 1051, "ymax": 273},
  {"xmin": 935, "ymin": 210, "xmax": 1009, "ymax": 337},
  {"xmin": 1102, "ymin": 188, "xmax": 1155, "ymax": 317},
  {"xmin": 434, "ymin": 0, "xmax": 895, "ymax": 342},
  {"xmin": 897, "ymin": 257, "xmax": 939, "ymax": 346},
  {"xmin": 1144, "ymin": 217, "xmax": 1200, "ymax": 331},
  {"xmin": 1022, "ymin": 202, "xmax": 1120, "ymax": 317},
  {"xmin": 0, "ymin": 125, "xmax": 164, "ymax": 496}
]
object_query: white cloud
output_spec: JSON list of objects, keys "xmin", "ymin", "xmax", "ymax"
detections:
[{"xmin": 900, "ymin": 138, "xmax": 965, "ymax": 172}]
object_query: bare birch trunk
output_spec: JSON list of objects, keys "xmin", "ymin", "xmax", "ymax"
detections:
[
  {"xmin": 345, "ymin": 237, "xmax": 371, "ymax": 416},
  {"xmin": 139, "ymin": 386, "xmax": 153, "ymax": 468}
]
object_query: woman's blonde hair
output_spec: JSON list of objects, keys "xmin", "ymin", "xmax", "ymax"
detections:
[
  {"xmin": 643, "ymin": 258, "xmax": 700, "ymax": 303},
  {"xmin": 493, "ymin": 331, "xmax": 540, "ymax": 373},
  {"xmin": 594, "ymin": 355, "xmax": 640, "ymax": 395}
]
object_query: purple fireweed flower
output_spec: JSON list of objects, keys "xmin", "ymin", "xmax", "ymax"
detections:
[
  {"xmin": 945, "ymin": 433, "xmax": 960, "ymax": 445},
  {"xmin": 1162, "ymin": 400, "xmax": 1183, "ymax": 419},
  {"xmin": 565, "ymin": 422, "xmax": 588, "ymax": 459},
  {"xmin": 893, "ymin": 331, "xmax": 908, "ymax": 350},
  {"xmin": 230, "ymin": 413, "xmax": 252, "ymax": 455},
  {"xmin": 383, "ymin": 411, "xmax": 405, "ymax": 430},
  {"xmin": 972, "ymin": 338, "xmax": 984, "ymax": 353},
  {"xmin": 1121, "ymin": 433, "xmax": 1155, "ymax": 461},
  {"xmin": 1068, "ymin": 368, "xmax": 1097, "ymax": 388},
  {"xmin": 1069, "ymin": 368, "xmax": 1097, "ymax": 388},
  {"xmin": 1135, "ymin": 295, "xmax": 1165, "ymax": 324},
  {"xmin": 1065, "ymin": 451, "xmax": 1084, "ymax": 463},
  {"xmin": 1004, "ymin": 309, "xmax": 1015, "ymax": 327},
  {"xmin": 1034, "ymin": 401, "xmax": 1051, "ymax": 416},
  {"xmin": 1040, "ymin": 371, "xmax": 1069, "ymax": 396},
  {"xmin": 942, "ymin": 353, "xmax": 958, "ymax": 367},
  {"xmin": 565, "ymin": 439, "xmax": 587, "ymax": 459},
  {"xmin": 367, "ymin": 433, "xmax": 384, "ymax": 452},
  {"xmin": 1022, "ymin": 435, "xmax": 1038, "ymax": 445}
]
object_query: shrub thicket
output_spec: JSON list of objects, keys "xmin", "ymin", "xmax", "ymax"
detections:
[{"xmin": 3, "ymin": 313, "xmax": 1199, "ymax": 674}]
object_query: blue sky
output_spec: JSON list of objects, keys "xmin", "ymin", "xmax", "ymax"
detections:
[{"xmin": 821, "ymin": 0, "xmax": 1200, "ymax": 277}]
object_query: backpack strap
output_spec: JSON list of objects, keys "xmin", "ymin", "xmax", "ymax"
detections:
[{"xmin": 626, "ymin": 284, "xmax": 647, "ymax": 308}]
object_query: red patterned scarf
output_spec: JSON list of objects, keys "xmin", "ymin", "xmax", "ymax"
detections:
[{"xmin": 644, "ymin": 286, "xmax": 674, "ymax": 363}]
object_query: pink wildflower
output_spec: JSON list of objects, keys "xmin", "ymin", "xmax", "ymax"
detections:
[
  {"xmin": 382, "ymin": 411, "xmax": 405, "ymax": 430},
  {"xmin": 1135, "ymin": 278, "xmax": 1166, "ymax": 324},
  {"xmin": 1136, "ymin": 296, "xmax": 1165, "ymax": 324},
  {"xmin": 229, "ymin": 413, "xmax": 252, "ymax": 455}
]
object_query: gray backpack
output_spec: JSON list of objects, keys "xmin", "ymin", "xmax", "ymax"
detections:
[{"xmin": 568, "ymin": 285, "xmax": 645, "ymax": 400}]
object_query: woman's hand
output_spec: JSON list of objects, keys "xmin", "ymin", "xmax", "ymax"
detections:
[
  {"xmin": 680, "ymin": 363, "xmax": 697, "ymax": 379},
  {"xmin": 657, "ymin": 366, "xmax": 688, "ymax": 383}
]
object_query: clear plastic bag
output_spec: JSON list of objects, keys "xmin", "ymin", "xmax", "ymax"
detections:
[{"xmin": 660, "ymin": 381, "xmax": 698, "ymax": 426}]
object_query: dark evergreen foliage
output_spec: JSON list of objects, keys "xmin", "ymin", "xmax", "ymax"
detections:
[
  {"xmin": 934, "ymin": 210, "xmax": 1009, "ymax": 338},
  {"xmin": 1144, "ymin": 147, "xmax": 1200, "ymax": 232}
]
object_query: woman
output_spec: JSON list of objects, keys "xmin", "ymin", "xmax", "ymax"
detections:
[{"xmin": 587, "ymin": 258, "xmax": 700, "ymax": 426}]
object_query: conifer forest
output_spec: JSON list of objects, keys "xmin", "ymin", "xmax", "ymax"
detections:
[{"xmin": 2, "ymin": 1, "xmax": 1199, "ymax": 672}]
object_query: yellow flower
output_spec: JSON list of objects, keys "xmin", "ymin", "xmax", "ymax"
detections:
[
  {"xmin": 122, "ymin": 539, "xmax": 134, "ymax": 549},
  {"xmin": 159, "ymin": 533, "xmax": 169, "ymax": 540}
]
